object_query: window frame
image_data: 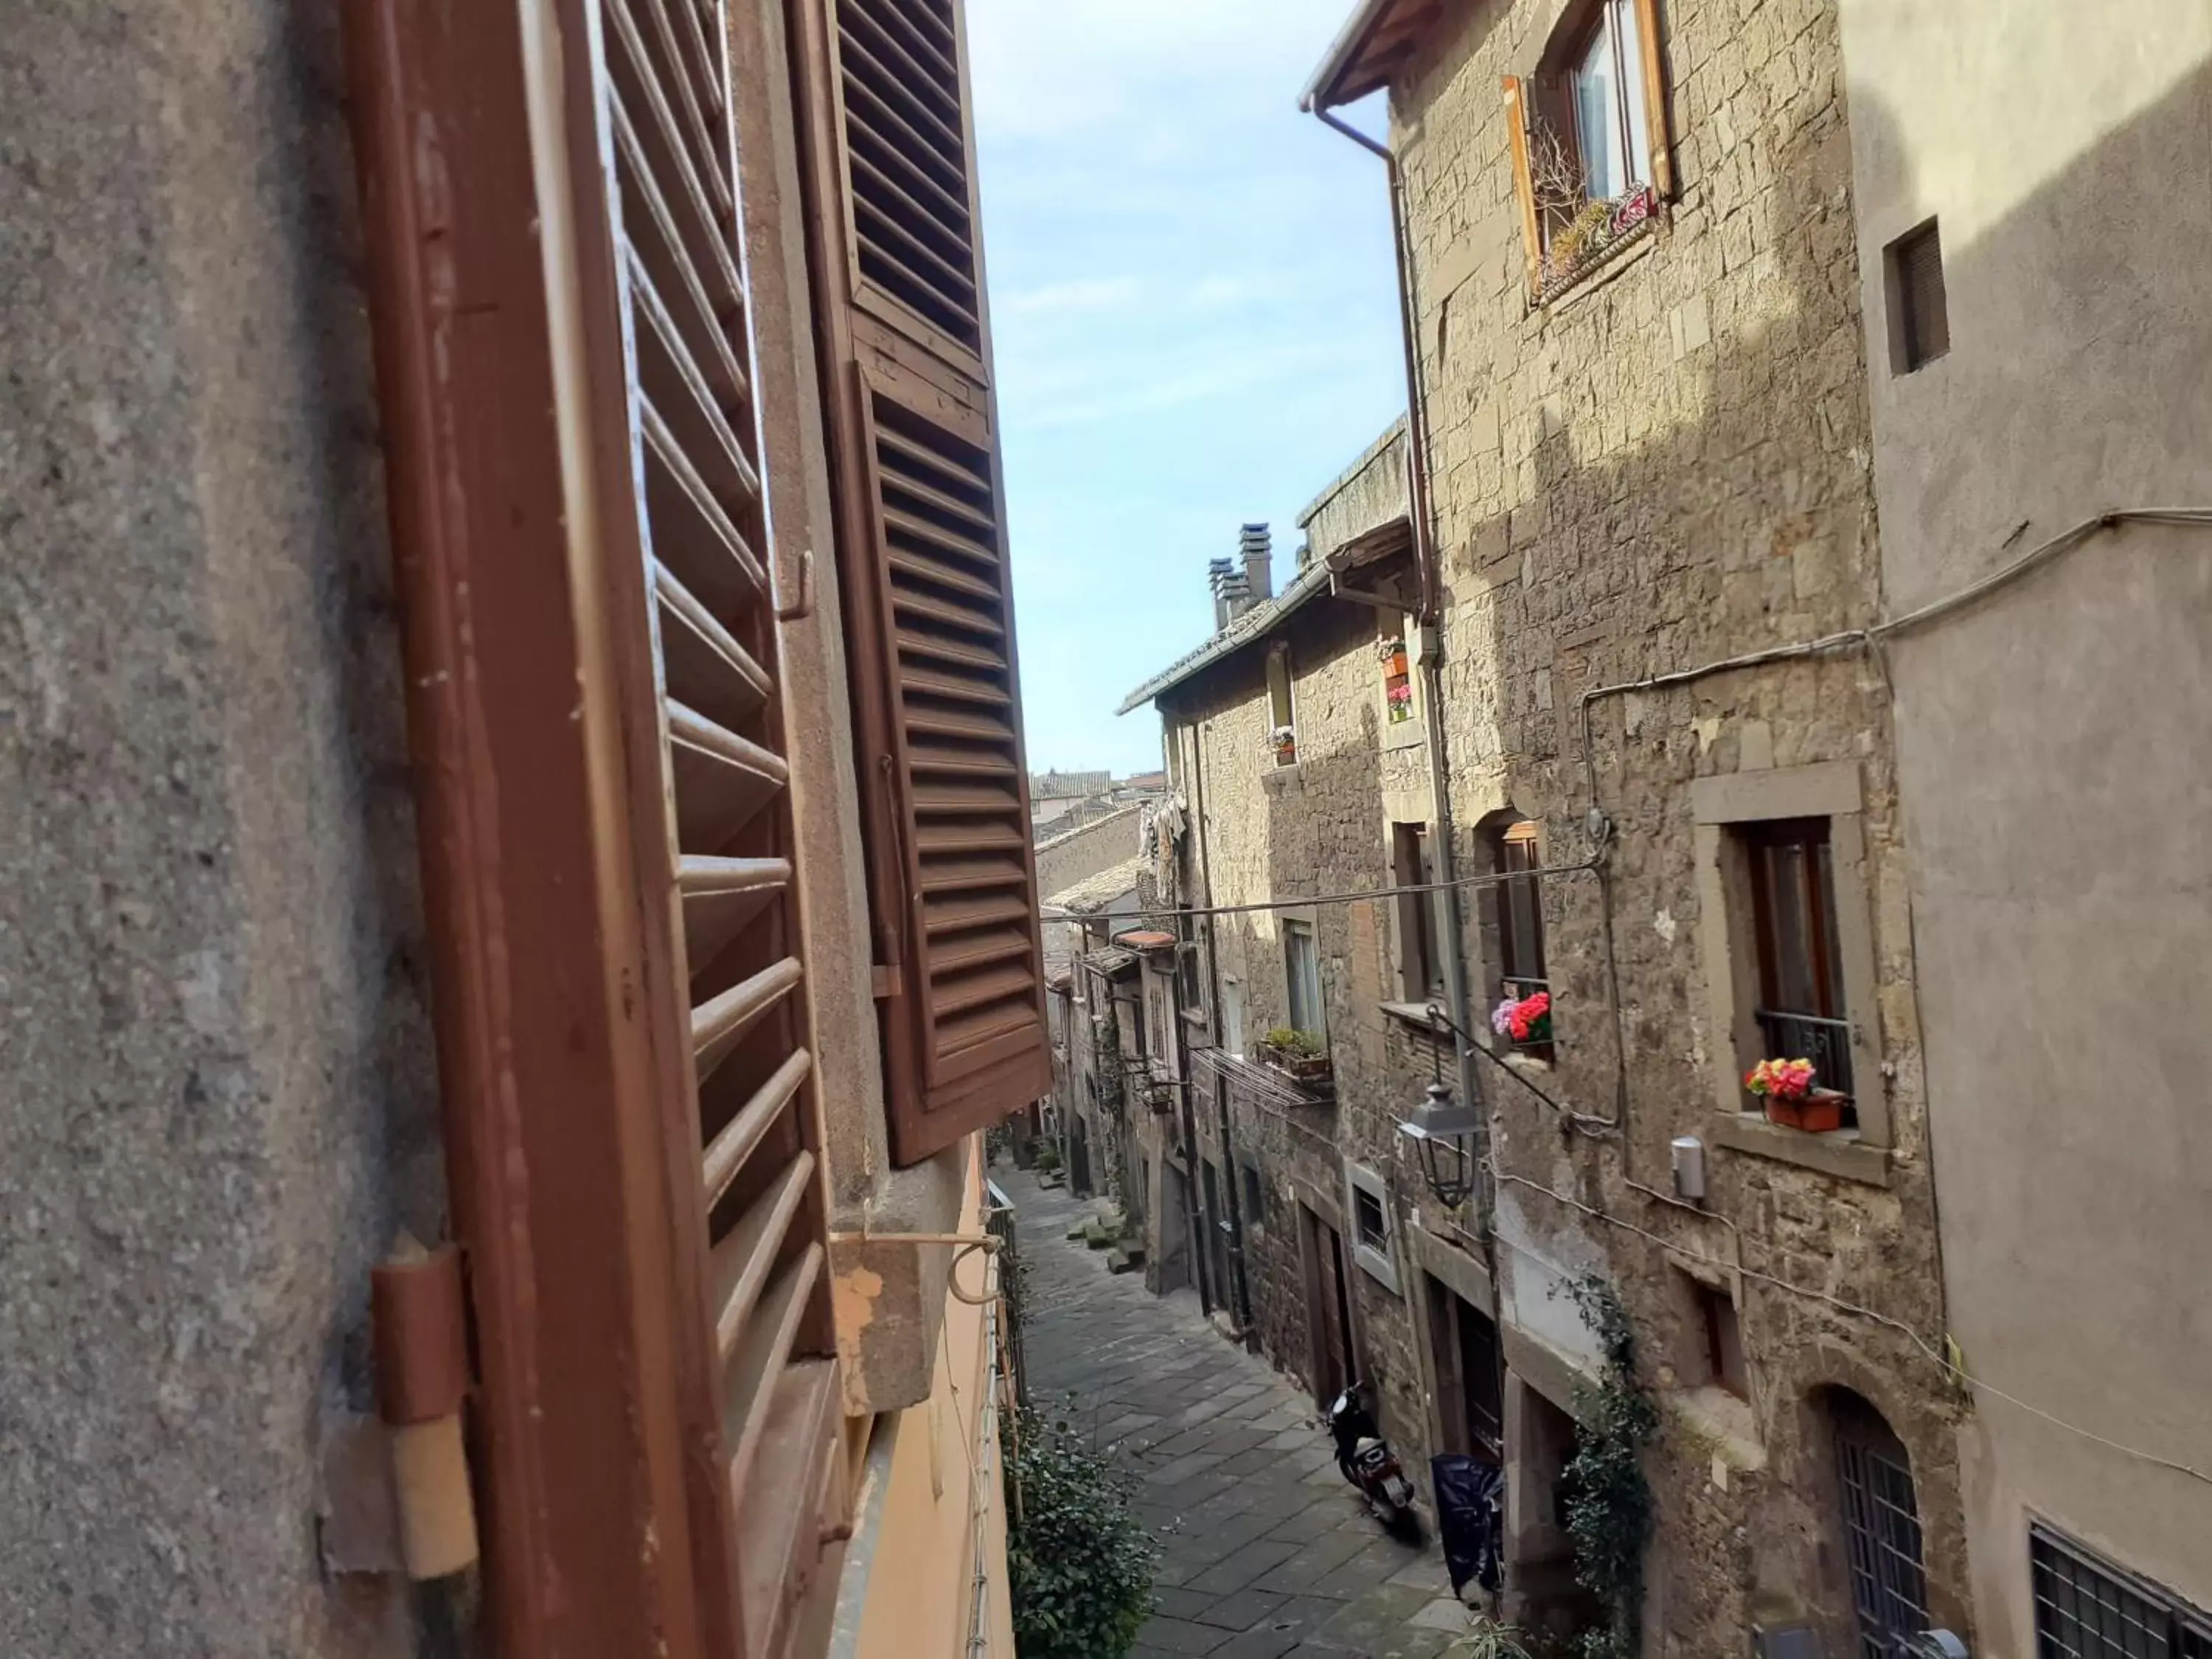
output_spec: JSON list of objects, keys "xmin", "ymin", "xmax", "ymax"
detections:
[
  {"xmin": 1343, "ymin": 1161, "xmax": 1402, "ymax": 1295},
  {"xmin": 1392, "ymin": 822, "xmax": 1447, "ymax": 1004},
  {"xmin": 1693, "ymin": 761, "xmax": 1893, "ymax": 1182},
  {"xmin": 1485, "ymin": 816, "xmax": 1555, "ymax": 1062},
  {"xmin": 1284, "ymin": 918, "xmax": 1324, "ymax": 1040},
  {"xmin": 1266, "ymin": 643, "xmax": 1298, "ymax": 767}
]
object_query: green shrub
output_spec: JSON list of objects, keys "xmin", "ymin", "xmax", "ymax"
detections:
[
  {"xmin": 1262, "ymin": 1027, "xmax": 1326, "ymax": 1058},
  {"xmin": 1005, "ymin": 1402, "xmax": 1158, "ymax": 1659}
]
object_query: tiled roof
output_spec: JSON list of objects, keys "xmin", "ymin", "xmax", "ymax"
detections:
[{"xmin": 1044, "ymin": 855, "xmax": 1145, "ymax": 916}]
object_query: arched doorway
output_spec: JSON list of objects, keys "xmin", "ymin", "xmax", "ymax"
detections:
[{"xmin": 1820, "ymin": 1386, "xmax": 1930, "ymax": 1657}]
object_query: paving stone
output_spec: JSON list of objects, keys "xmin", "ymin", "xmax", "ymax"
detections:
[{"xmin": 1136, "ymin": 1615, "xmax": 1233, "ymax": 1654}]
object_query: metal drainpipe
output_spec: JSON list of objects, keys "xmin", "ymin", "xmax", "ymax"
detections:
[
  {"xmin": 1187, "ymin": 718, "xmax": 1255, "ymax": 1334},
  {"xmin": 1311, "ymin": 100, "xmax": 1513, "ymax": 1484},
  {"xmin": 1309, "ymin": 101, "xmax": 1490, "ymax": 1231}
]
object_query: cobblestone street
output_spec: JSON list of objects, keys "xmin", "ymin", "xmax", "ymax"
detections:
[{"xmin": 1004, "ymin": 1165, "xmax": 1478, "ymax": 1659}]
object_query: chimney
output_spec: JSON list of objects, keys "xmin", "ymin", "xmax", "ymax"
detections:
[
  {"xmin": 1240, "ymin": 522, "xmax": 1273, "ymax": 602},
  {"xmin": 1208, "ymin": 557, "xmax": 1250, "ymax": 633}
]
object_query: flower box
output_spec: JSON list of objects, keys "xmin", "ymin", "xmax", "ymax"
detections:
[
  {"xmin": 1763, "ymin": 1088, "xmax": 1848, "ymax": 1135},
  {"xmin": 1259, "ymin": 1032, "xmax": 1332, "ymax": 1086}
]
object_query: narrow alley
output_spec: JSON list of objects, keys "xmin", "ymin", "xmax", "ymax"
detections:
[{"xmin": 1004, "ymin": 1166, "xmax": 1478, "ymax": 1659}]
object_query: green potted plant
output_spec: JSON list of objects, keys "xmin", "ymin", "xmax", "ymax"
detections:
[{"xmin": 1259, "ymin": 1027, "xmax": 1332, "ymax": 1083}]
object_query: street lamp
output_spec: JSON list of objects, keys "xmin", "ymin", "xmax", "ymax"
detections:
[{"xmin": 1398, "ymin": 1006, "xmax": 1481, "ymax": 1209}]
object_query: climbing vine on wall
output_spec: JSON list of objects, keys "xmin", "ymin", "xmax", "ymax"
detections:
[{"xmin": 1560, "ymin": 1273, "xmax": 1659, "ymax": 1659}]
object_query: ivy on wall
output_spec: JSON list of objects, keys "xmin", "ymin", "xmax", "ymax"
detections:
[{"xmin": 1560, "ymin": 1273, "xmax": 1659, "ymax": 1659}]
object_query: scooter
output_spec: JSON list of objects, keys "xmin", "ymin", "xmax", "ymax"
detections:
[{"xmin": 1327, "ymin": 1380, "xmax": 1420, "ymax": 1534}]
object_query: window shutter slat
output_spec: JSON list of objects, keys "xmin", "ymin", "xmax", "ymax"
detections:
[
  {"xmin": 1503, "ymin": 75, "xmax": 1544, "ymax": 296},
  {"xmin": 1630, "ymin": 0, "xmax": 1673, "ymax": 198},
  {"xmin": 795, "ymin": 0, "xmax": 1051, "ymax": 1165}
]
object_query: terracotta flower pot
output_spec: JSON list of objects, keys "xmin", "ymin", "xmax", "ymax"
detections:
[{"xmin": 1764, "ymin": 1089, "xmax": 1846, "ymax": 1134}]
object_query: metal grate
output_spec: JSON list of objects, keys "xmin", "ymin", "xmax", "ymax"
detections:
[
  {"xmin": 838, "ymin": 0, "xmax": 982, "ymax": 349},
  {"xmin": 1834, "ymin": 1413, "xmax": 1930, "ymax": 1658},
  {"xmin": 1756, "ymin": 1008, "xmax": 1856, "ymax": 1104},
  {"xmin": 2033, "ymin": 1526, "xmax": 2212, "ymax": 1659}
]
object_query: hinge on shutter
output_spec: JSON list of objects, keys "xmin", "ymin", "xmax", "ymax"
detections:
[{"xmin": 370, "ymin": 1236, "xmax": 481, "ymax": 1580}]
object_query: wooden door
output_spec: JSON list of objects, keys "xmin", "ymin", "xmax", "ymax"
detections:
[{"xmin": 1305, "ymin": 1206, "xmax": 1357, "ymax": 1406}]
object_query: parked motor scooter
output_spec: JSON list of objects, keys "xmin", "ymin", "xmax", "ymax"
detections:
[{"xmin": 1327, "ymin": 1380, "xmax": 1421, "ymax": 1537}]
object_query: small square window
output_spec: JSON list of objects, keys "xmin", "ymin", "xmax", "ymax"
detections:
[
  {"xmin": 1886, "ymin": 218, "xmax": 1949, "ymax": 374},
  {"xmin": 1344, "ymin": 1163, "xmax": 1401, "ymax": 1294},
  {"xmin": 1691, "ymin": 1279, "xmax": 1747, "ymax": 1399}
]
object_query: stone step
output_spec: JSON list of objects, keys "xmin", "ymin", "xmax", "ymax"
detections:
[{"xmin": 1107, "ymin": 1243, "xmax": 1147, "ymax": 1275}]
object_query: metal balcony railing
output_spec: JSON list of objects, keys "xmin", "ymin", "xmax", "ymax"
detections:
[{"xmin": 1754, "ymin": 1009, "xmax": 1854, "ymax": 1103}]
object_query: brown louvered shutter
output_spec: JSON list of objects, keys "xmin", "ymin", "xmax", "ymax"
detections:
[
  {"xmin": 793, "ymin": 0, "xmax": 1052, "ymax": 1166},
  {"xmin": 594, "ymin": 0, "xmax": 851, "ymax": 1650},
  {"xmin": 347, "ymin": 0, "xmax": 846, "ymax": 1652}
]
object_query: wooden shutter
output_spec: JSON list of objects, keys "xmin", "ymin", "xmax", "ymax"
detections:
[
  {"xmin": 347, "ymin": 0, "xmax": 845, "ymax": 1653},
  {"xmin": 1630, "ymin": 0, "xmax": 1674, "ymax": 198},
  {"xmin": 1502, "ymin": 75, "xmax": 1544, "ymax": 296},
  {"xmin": 794, "ymin": 0, "xmax": 1051, "ymax": 1166}
]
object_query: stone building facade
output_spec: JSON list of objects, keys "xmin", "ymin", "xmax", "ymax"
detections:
[{"xmin": 1100, "ymin": 1, "xmax": 1979, "ymax": 1653}]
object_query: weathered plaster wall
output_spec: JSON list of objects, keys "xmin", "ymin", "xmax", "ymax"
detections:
[
  {"xmin": 1835, "ymin": 2, "xmax": 2212, "ymax": 1642},
  {"xmin": 1, "ymin": 4, "xmax": 438, "ymax": 1651},
  {"xmin": 1388, "ymin": 0, "xmax": 1967, "ymax": 1646}
]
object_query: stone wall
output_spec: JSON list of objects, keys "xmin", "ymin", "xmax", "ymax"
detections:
[
  {"xmin": 1, "ymin": 4, "xmax": 440, "ymax": 1652},
  {"xmin": 1385, "ymin": 0, "xmax": 1967, "ymax": 1648},
  {"xmin": 1161, "ymin": 582, "xmax": 1448, "ymax": 1468}
]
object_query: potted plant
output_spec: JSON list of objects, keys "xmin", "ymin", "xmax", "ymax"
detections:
[
  {"xmin": 1490, "ymin": 989, "xmax": 1552, "ymax": 1048},
  {"xmin": 1270, "ymin": 724, "xmax": 1298, "ymax": 765},
  {"xmin": 1745, "ymin": 1057, "xmax": 1847, "ymax": 1133},
  {"xmin": 1380, "ymin": 636, "xmax": 1410, "ymax": 679},
  {"xmin": 1259, "ymin": 1026, "xmax": 1331, "ymax": 1082}
]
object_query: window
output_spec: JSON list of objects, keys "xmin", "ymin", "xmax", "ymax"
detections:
[
  {"xmin": 1827, "ymin": 1389, "xmax": 1930, "ymax": 1659},
  {"xmin": 2031, "ymin": 1524, "xmax": 2212, "ymax": 1658},
  {"xmin": 1742, "ymin": 817, "xmax": 1854, "ymax": 1111},
  {"xmin": 1177, "ymin": 931, "xmax": 1204, "ymax": 1020},
  {"xmin": 1693, "ymin": 760, "xmax": 1891, "ymax": 1173},
  {"xmin": 1284, "ymin": 920, "xmax": 1324, "ymax": 1038},
  {"xmin": 1566, "ymin": 0, "xmax": 1653, "ymax": 204},
  {"xmin": 1886, "ymin": 218, "xmax": 1950, "ymax": 374},
  {"xmin": 1222, "ymin": 976, "xmax": 1247, "ymax": 1059},
  {"xmin": 1344, "ymin": 1162, "xmax": 1400, "ymax": 1293},
  {"xmin": 1691, "ymin": 1279, "xmax": 1747, "ymax": 1399},
  {"xmin": 1267, "ymin": 644, "xmax": 1297, "ymax": 766},
  {"xmin": 1240, "ymin": 1161, "xmax": 1266, "ymax": 1231},
  {"xmin": 1489, "ymin": 818, "xmax": 1554, "ymax": 1060},
  {"xmin": 1380, "ymin": 616, "xmax": 1416, "ymax": 726},
  {"xmin": 1503, "ymin": 0, "xmax": 1670, "ymax": 299},
  {"xmin": 1393, "ymin": 823, "xmax": 1447, "ymax": 1002}
]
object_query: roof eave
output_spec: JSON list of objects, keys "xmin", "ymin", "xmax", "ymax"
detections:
[{"xmin": 1299, "ymin": 0, "xmax": 1398, "ymax": 111}]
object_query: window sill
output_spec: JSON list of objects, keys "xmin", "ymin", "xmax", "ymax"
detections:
[
  {"xmin": 1666, "ymin": 1385, "xmax": 1765, "ymax": 1474},
  {"xmin": 1380, "ymin": 999, "xmax": 1449, "ymax": 1032},
  {"xmin": 1352, "ymin": 1240, "xmax": 1402, "ymax": 1296},
  {"xmin": 1382, "ymin": 716, "xmax": 1427, "ymax": 753},
  {"xmin": 1530, "ymin": 201, "xmax": 1660, "ymax": 313},
  {"xmin": 1713, "ymin": 1111, "xmax": 1891, "ymax": 1188}
]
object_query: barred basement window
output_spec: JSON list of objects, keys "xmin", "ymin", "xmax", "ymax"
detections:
[{"xmin": 2031, "ymin": 1524, "xmax": 2212, "ymax": 1658}]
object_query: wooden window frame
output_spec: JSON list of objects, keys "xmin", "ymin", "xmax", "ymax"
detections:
[
  {"xmin": 1885, "ymin": 217, "xmax": 1951, "ymax": 375},
  {"xmin": 1284, "ymin": 919, "xmax": 1324, "ymax": 1040},
  {"xmin": 1503, "ymin": 0, "xmax": 1671, "ymax": 300},
  {"xmin": 1392, "ymin": 822, "xmax": 1445, "ymax": 1004}
]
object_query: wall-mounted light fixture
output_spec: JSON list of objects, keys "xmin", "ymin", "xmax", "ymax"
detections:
[{"xmin": 1397, "ymin": 1006, "xmax": 1481, "ymax": 1209}]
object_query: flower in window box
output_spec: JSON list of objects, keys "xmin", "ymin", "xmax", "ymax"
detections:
[
  {"xmin": 1380, "ymin": 637, "xmax": 1410, "ymax": 678},
  {"xmin": 1745, "ymin": 1057, "xmax": 1846, "ymax": 1133},
  {"xmin": 1385, "ymin": 680, "xmax": 1415, "ymax": 724},
  {"xmin": 1490, "ymin": 990, "xmax": 1551, "ymax": 1046},
  {"xmin": 1268, "ymin": 724, "xmax": 1298, "ymax": 762}
]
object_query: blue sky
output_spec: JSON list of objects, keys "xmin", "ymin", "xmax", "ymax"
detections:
[{"xmin": 965, "ymin": 1, "xmax": 1405, "ymax": 777}]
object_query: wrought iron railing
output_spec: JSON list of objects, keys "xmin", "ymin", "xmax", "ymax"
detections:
[
  {"xmin": 985, "ymin": 1180, "xmax": 1025, "ymax": 1407},
  {"xmin": 1755, "ymin": 1009, "xmax": 1854, "ymax": 1103}
]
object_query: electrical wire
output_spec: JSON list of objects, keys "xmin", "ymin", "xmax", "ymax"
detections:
[
  {"xmin": 1489, "ymin": 1162, "xmax": 2212, "ymax": 1489},
  {"xmin": 1575, "ymin": 507, "xmax": 2212, "ymax": 815},
  {"xmin": 1091, "ymin": 858, "xmax": 1605, "ymax": 928}
]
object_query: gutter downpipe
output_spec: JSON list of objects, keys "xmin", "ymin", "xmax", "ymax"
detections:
[
  {"xmin": 1308, "ymin": 102, "xmax": 1492, "ymax": 1239},
  {"xmin": 1310, "ymin": 89, "xmax": 1514, "ymax": 1566}
]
